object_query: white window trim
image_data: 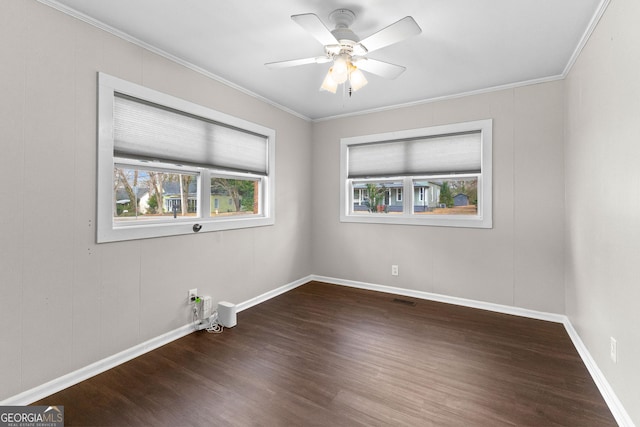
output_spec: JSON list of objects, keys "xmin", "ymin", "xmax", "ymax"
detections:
[
  {"xmin": 97, "ymin": 73, "xmax": 275, "ymax": 243},
  {"xmin": 340, "ymin": 119, "xmax": 492, "ymax": 228}
]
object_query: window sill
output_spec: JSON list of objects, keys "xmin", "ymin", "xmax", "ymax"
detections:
[
  {"xmin": 98, "ymin": 216, "xmax": 275, "ymax": 243},
  {"xmin": 339, "ymin": 213, "xmax": 492, "ymax": 229}
]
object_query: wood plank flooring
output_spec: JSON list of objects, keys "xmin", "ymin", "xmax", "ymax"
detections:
[{"xmin": 34, "ymin": 281, "xmax": 616, "ymax": 426}]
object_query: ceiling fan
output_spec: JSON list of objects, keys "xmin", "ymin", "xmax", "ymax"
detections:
[{"xmin": 265, "ymin": 9, "xmax": 422, "ymax": 94}]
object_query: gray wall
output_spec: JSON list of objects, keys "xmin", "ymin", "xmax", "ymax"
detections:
[
  {"xmin": 2, "ymin": 1, "xmax": 638, "ymax": 424},
  {"xmin": 0, "ymin": 0, "xmax": 312, "ymax": 400},
  {"xmin": 565, "ymin": 0, "xmax": 640, "ymax": 423},
  {"xmin": 311, "ymin": 82, "xmax": 565, "ymax": 313}
]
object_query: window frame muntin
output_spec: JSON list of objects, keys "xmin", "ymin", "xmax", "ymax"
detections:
[
  {"xmin": 340, "ymin": 119, "xmax": 492, "ymax": 228},
  {"xmin": 97, "ymin": 73, "xmax": 275, "ymax": 243}
]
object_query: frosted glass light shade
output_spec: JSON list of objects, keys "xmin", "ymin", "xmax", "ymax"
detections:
[
  {"xmin": 330, "ymin": 55, "xmax": 349, "ymax": 84},
  {"xmin": 349, "ymin": 68, "xmax": 368, "ymax": 92},
  {"xmin": 320, "ymin": 70, "xmax": 338, "ymax": 93}
]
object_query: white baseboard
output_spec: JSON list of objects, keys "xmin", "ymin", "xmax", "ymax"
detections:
[
  {"xmin": 235, "ymin": 275, "xmax": 311, "ymax": 313},
  {"xmin": 1, "ymin": 323, "xmax": 194, "ymax": 406},
  {"xmin": 3, "ymin": 274, "xmax": 634, "ymax": 426},
  {"xmin": 310, "ymin": 275, "xmax": 566, "ymax": 323},
  {"xmin": 563, "ymin": 320, "xmax": 635, "ymax": 427}
]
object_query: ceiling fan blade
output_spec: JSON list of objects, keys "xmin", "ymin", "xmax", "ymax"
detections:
[
  {"xmin": 291, "ymin": 13, "xmax": 339, "ymax": 46},
  {"xmin": 265, "ymin": 56, "xmax": 331, "ymax": 69},
  {"xmin": 353, "ymin": 58, "xmax": 406, "ymax": 79},
  {"xmin": 356, "ymin": 16, "xmax": 421, "ymax": 54}
]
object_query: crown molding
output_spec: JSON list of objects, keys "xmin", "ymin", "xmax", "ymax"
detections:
[
  {"xmin": 562, "ymin": 0, "xmax": 612, "ymax": 77},
  {"xmin": 36, "ymin": 0, "xmax": 312, "ymax": 122}
]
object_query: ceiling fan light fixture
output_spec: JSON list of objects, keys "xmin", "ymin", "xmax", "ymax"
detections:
[
  {"xmin": 352, "ymin": 43, "xmax": 368, "ymax": 56},
  {"xmin": 325, "ymin": 45, "xmax": 341, "ymax": 56},
  {"xmin": 349, "ymin": 66, "xmax": 368, "ymax": 92},
  {"xmin": 330, "ymin": 54, "xmax": 349, "ymax": 84},
  {"xmin": 320, "ymin": 70, "xmax": 338, "ymax": 93},
  {"xmin": 268, "ymin": 10, "xmax": 421, "ymax": 97}
]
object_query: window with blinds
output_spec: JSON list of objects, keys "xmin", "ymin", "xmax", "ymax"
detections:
[
  {"xmin": 97, "ymin": 73, "xmax": 275, "ymax": 243},
  {"xmin": 113, "ymin": 94, "xmax": 268, "ymax": 174},
  {"xmin": 340, "ymin": 119, "xmax": 492, "ymax": 228}
]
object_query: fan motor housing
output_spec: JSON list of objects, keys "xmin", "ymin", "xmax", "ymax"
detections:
[
  {"xmin": 331, "ymin": 28, "xmax": 359, "ymax": 44},
  {"xmin": 329, "ymin": 9, "xmax": 359, "ymax": 44}
]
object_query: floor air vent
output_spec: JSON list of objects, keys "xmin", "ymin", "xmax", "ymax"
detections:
[{"xmin": 392, "ymin": 298, "xmax": 416, "ymax": 306}]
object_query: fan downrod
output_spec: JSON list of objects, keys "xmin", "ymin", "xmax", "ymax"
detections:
[{"xmin": 328, "ymin": 9, "xmax": 355, "ymax": 28}]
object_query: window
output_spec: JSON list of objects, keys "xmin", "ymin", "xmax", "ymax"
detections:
[
  {"xmin": 340, "ymin": 119, "xmax": 492, "ymax": 228},
  {"xmin": 97, "ymin": 73, "xmax": 275, "ymax": 242}
]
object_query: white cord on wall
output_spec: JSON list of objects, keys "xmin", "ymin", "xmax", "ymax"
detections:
[
  {"xmin": 192, "ymin": 300, "xmax": 224, "ymax": 333},
  {"xmin": 192, "ymin": 303, "xmax": 200, "ymax": 330},
  {"xmin": 205, "ymin": 311, "xmax": 224, "ymax": 334}
]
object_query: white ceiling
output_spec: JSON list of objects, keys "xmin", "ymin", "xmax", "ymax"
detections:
[{"xmin": 44, "ymin": 0, "xmax": 605, "ymax": 120}]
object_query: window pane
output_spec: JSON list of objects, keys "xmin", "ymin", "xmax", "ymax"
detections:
[
  {"xmin": 413, "ymin": 177, "xmax": 478, "ymax": 215},
  {"xmin": 352, "ymin": 180, "xmax": 403, "ymax": 214},
  {"xmin": 210, "ymin": 177, "xmax": 260, "ymax": 216},
  {"xmin": 114, "ymin": 166, "xmax": 198, "ymax": 222}
]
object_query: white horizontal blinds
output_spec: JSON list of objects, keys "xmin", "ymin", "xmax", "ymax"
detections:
[
  {"xmin": 348, "ymin": 131, "xmax": 482, "ymax": 178},
  {"xmin": 113, "ymin": 94, "xmax": 268, "ymax": 174}
]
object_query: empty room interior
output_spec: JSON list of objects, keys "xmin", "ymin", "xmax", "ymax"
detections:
[{"xmin": 1, "ymin": 0, "xmax": 639, "ymax": 425}]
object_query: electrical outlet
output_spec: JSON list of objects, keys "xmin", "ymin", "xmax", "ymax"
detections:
[
  {"xmin": 188, "ymin": 288, "xmax": 198, "ymax": 304},
  {"xmin": 391, "ymin": 265, "xmax": 399, "ymax": 276},
  {"xmin": 610, "ymin": 337, "xmax": 617, "ymax": 363},
  {"xmin": 202, "ymin": 296, "xmax": 213, "ymax": 319}
]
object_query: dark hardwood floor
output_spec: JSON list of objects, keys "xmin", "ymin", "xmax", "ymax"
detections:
[{"xmin": 34, "ymin": 281, "xmax": 616, "ymax": 426}]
